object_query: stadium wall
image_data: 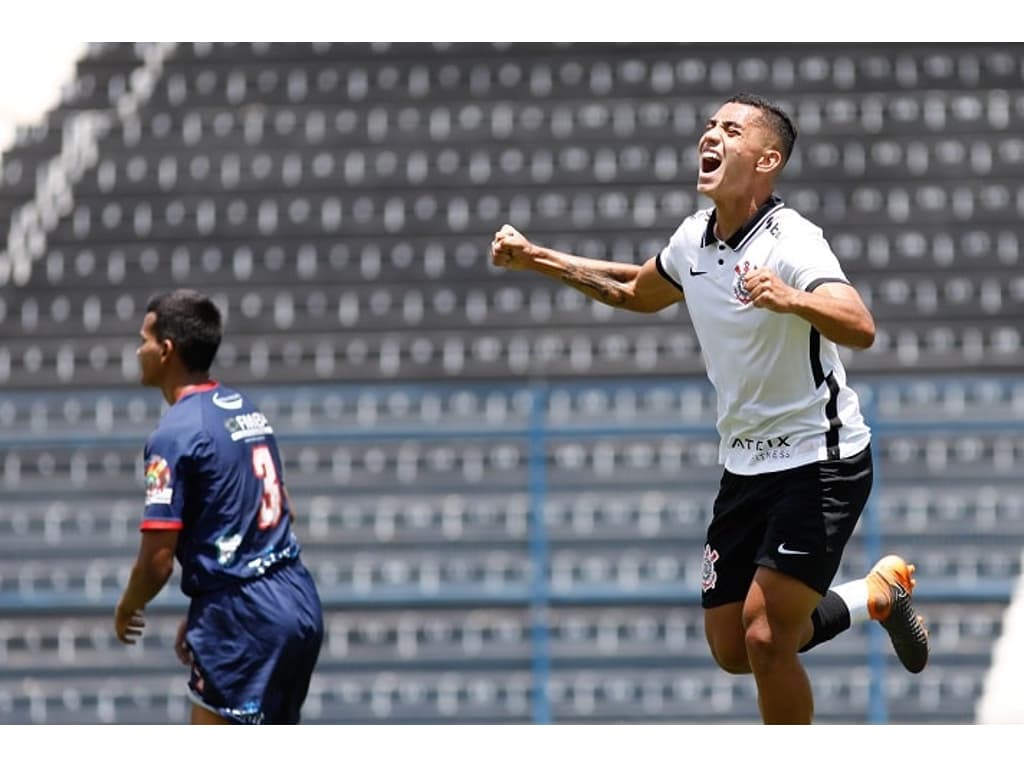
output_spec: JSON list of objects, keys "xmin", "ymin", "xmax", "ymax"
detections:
[{"xmin": 0, "ymin": 41, "xmax": 86, "ymax": 153}]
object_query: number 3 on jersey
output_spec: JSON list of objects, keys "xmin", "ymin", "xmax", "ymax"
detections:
[{"xmin": 251, "ymin": 444, "xmax": 283, "ymax": 529}]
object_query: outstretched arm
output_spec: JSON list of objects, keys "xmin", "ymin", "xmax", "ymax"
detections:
[
  {"xmin": 114, "ymin": 529, "xmax": 178, "ymax": 644},
  {"xmin": 491, "ymin": 224, "xmax": 683, "ymax": 313}
]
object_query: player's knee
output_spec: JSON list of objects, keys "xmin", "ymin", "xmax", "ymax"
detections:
[
  {"xmin": 744, "ymin": 619, "xmax": 799, "ymax": 669},
  {"xmin": 707, "ymin": 635, "xmax": 751, "ymax": 674},
  {"xmin": 744, "ymin": 621, "xmax": 773, "ymax": 659},
  {"xmin": 713, "ymin": 649, "xmax": 752, "ymax": 675}
]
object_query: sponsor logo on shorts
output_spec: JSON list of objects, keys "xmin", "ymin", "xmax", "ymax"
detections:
[
  {"xmin": 701, "ymin": 544, "xmax": 720, "ymax": 593},
  {"xmin": 777, "ymin": 542, "xmax": 810, "ymax": 556}
]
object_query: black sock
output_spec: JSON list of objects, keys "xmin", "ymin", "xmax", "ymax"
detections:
[{"xmin": 799, "ymin": 590, "xmax": 851, "ymax": 653}]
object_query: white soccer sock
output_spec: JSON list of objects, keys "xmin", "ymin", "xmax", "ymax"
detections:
[{"xmin": 831, "ymin": 579, "xmax": 871, "ymax": 625}]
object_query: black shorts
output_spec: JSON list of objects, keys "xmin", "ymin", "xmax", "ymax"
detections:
[{"xmin": 700, "ymin": 445, "xmax": 872, "ymax": 608}]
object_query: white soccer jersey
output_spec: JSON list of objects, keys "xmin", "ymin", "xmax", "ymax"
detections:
[{"xmin": 656, "ymin": 195, "xmax": 871, "ymax": 475}]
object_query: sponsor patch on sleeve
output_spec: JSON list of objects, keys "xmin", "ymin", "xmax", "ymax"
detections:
[{"xmin": 145, "ymin": 455, "xmax": 173, "ymax": 505}]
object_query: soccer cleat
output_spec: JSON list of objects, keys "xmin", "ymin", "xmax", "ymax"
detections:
[{"xmin": 866, "ymin": 554, "xmax": 930, "ymax": 674}]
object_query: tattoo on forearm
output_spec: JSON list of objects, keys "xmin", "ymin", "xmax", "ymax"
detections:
[{"xmin": 561, "ymin": 265, "xmax": 629, "ymax": 307}]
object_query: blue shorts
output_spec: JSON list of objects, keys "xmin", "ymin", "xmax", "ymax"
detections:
[{"xmin": 184, "ymin": 560, "xmax": 323, "ymax": 724}]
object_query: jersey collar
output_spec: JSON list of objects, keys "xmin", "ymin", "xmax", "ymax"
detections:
[
  {"xmin": 701, "ymin": 194, "xmax": 785, "ymax": 250},
  {"xmin": 176, "ymin": 380, "xmax": 219, "ymax": 403}
]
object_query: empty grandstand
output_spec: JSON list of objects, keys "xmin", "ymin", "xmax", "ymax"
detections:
[{"xmin": 1, "ymin": 42, "xmax": 1022, "ymax": 723}]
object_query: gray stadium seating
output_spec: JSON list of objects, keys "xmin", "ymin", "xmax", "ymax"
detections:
[{"xmin": 2, "ymin": 42, "xmax": 1023, "ymax": 724}]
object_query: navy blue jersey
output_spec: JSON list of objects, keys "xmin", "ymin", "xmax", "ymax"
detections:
[{"xmin": 141, "ymin": 381, "xmax": 300, "ymax": 596}]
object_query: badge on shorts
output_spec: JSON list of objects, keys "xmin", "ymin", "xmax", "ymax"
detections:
[{"xmin": 701, "ymin": 544, "xmax": 720, "ymax": 592}]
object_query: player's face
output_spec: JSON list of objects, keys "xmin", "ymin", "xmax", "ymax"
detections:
[
  {"xmin": 696, "ymin": 102, "xmax": 774, "ymax": 200},
  {"xmin": 137, "ymin": 312, "xmax": 166, "ymax": 387}
]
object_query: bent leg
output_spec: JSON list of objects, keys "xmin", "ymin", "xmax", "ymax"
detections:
[
  {"xmin": 704, "ymin": 601, "xmax": 750, "ymax": 674},
  {"xmin": 743, "ymin": 566, "xmax": 823, "ymax": 724}
]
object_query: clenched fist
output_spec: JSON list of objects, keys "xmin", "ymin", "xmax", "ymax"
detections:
[
  {"xmin": 491, "ymin": 224, "xmax": 535, "ymax": 270},
  {"xmin": 742, "ymin": 267, "xmax": 798, "ymax": 313}
]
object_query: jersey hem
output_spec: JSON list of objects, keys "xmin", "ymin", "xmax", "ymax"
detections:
[{"xmin": 722, "ymin": 433, "xmax": 871, "ymax": 476}]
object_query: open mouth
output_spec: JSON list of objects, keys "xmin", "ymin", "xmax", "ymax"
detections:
[{"xmin": 700, "ymin": 153, "xmax": 722, "ymax": 174}]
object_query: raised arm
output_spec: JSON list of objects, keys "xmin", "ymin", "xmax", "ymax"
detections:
[{"xmin": 491, "ymin": 224, "xmax": 683, "ymax": 313}]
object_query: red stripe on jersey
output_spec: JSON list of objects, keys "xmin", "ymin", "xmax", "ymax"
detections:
[{"xmin": 140, "ymin": 520, "xmax": 184, "ymax": 531}]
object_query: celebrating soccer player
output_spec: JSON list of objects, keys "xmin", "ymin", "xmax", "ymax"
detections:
[{"xmin": 490, "ymin": 93, "xmax": 929, "ymax": 724}]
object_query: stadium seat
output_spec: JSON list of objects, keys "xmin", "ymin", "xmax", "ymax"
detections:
[{"xmin": 3, "ymin": 41, "xmax": 1022, "ymax": 725}]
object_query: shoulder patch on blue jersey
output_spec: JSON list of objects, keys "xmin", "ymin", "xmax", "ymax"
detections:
[{"xmin": 145, "ymin": 455, "xmax": 173, "ymax": 505}]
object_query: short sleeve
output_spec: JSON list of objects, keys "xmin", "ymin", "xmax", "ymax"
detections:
[
  {"xmin": 772, "ymin": 232, "xmax": 849, "ymax": 293},
  {"xmin": 141, "ymin": 428, "xmax": 197, "ymax": 531},
  {"xmin": 655, "ymin": 226, "xmax": 687, "ymax": 292}
]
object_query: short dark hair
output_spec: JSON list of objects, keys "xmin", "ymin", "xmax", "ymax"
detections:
[
  {"xmin": 145, "ymin": 289, "xmax": 222, "ymax": 373},
  {"xmin": 727, "ymin": 92, "xmax": 797, "ymax": 165}
]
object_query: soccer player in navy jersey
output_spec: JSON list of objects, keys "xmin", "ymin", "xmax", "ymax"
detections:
[
  {"xmin": 490, "ymin": 93, "xmax": 929, "ymax": 723},
  {"xmin": 114, "ymin": 289, "xmax": 323, "ymax": 724}
]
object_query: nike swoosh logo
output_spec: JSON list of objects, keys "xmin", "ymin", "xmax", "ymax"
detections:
[
  {"xmin": 689, "ymin": 266, "xmax": 707, "ymax": 276},
  {"xmin": 777, "ymin": 543, "xmax": 810, "ymax": 556},
  {"xmin": 212, "ymin": 392, "xmax": 244, "ymax": 410}
]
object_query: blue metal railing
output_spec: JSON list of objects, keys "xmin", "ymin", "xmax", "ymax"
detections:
[
  {"xmin": 527, "ymin": 386, "xmax": 552, "ymax": 724},
  {"xmin": 860, "ymin": 395, "xmax": 888, "ymax": 723},
  {"xmin": 1, "ymin": 373, "xmax": 1021, "ymax": 723}
]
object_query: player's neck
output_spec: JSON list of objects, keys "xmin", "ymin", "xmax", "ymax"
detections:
[
  {"xmin": 165, "ymin": 373, "xmax": 215, "ymax": 405},
  {"xmin": 712, "ymin": 191, "xmax": 774, "ymax": 243}
]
